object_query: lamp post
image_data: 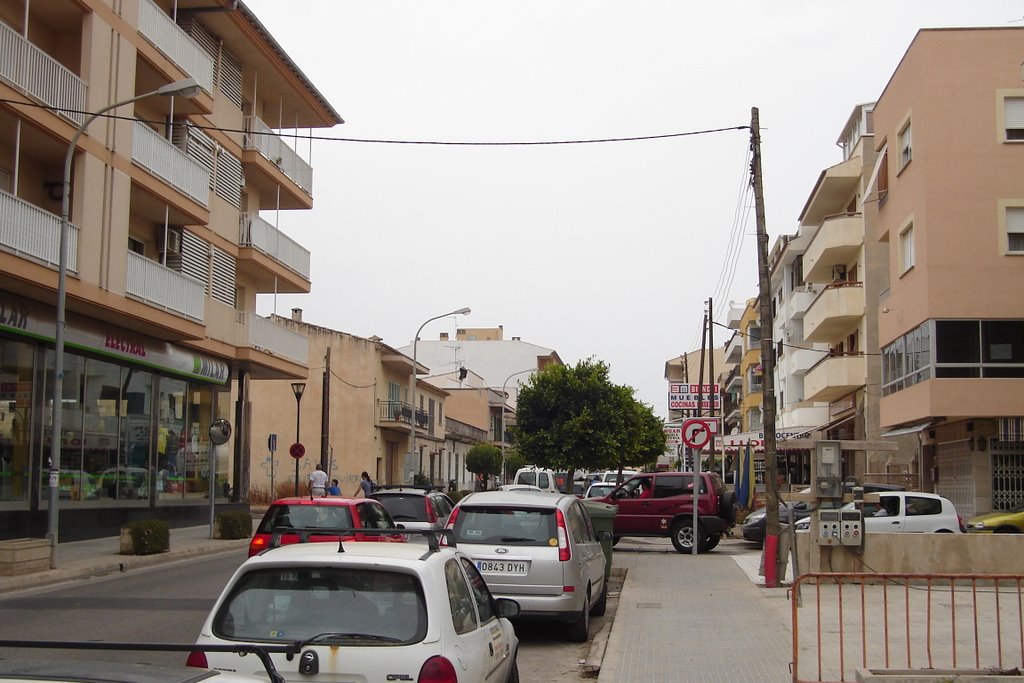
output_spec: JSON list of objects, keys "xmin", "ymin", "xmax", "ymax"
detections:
[
  {"xmin": 291, "ymin": 382, "xmax": 306, "ymax": 495},
  {"xmin": 500, "ymin": 368, "xmax": 535, "ymax": 486},
  {"xmin": 410, "ymin": 307, "xmax": 470, "ymax": 483},
  {"xmin": 46, "ymin": 77, "xmax": 201, "ymax": 568}
]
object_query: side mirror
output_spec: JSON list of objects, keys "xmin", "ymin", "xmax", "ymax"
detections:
[{"xmin": 494, "ymin": 597, "xmax": 521, "ymax": 619}]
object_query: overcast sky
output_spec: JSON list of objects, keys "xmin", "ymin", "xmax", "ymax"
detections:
[{"xmin": 245, "ymin": 1, "xmax": 1023, "ymax": 418}]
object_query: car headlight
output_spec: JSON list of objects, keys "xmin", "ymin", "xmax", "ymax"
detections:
[{"xmin": 973, "ymin": 521, "xmax": 985, "ymax": 529}]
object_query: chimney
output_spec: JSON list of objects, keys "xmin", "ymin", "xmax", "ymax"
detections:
[
  {"xmin": 512, "ymin": 336, "xmax": 521, "ymax": 341},
  {"xmin": 291, "ymin": 308, "xmax": 303, "ymax": 322},
  {"xmin": 440, "ymin": 332, "xmax": 449, "ymax": 341}
]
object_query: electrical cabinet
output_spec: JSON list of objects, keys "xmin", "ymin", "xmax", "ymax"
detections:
[{"xmin": 817, "ymin": 509, "xmax": 863, "ymax": 546}]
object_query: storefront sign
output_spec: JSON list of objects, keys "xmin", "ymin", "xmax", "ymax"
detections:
[
  {"xmin": 716, "ymin": 426, "xmax": 817, "ymax": 452},
  {"xmin": 668, "ymin": 383, "xmax": 722, "ymax": 411},
  {"xmin": 0, "ymin": 291, "xmax": 228, "ymax": 384}
]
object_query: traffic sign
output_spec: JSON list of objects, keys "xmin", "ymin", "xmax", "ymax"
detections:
[
  {"xmin": 268, "ymin": 433, "xmax": 277, "ymax": 452},
  {"xmin": 289, "ymin": 442, "xmax": 305, "ymax": 459},
  {"xmin": 682, "ymin": 418, "xmax": 719, "ymax": 449}
]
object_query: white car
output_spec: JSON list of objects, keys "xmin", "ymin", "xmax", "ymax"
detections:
[
  {"xmin": 512, "ymin": 466, "xmax": 559, "ymax": 493},
  {"xmin": 600, "ymin": 470, "xmax": 639, "ymax": 484},
  {"xmin": 447, "ymin": 490, "xmax": 608, "ymax": 642},
  {"xmin": 794, "ymin": 492, "xmax": 964, "ymax": 534},
  {"xmin": 190, "ymin": 530, "xmax": 521, "ymax": 683}
]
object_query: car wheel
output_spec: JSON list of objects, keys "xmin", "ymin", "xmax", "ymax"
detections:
[
  {"xmin": 591, "ymin": 581, "xmax": 608, "ymax": 617},
  {"xmin": 670, "ymin": 520, "xmax": 696, "ymax": 553},
  {"xmin": 703, "ymin": 534, "xmax": 720, "ymax": 551},
  {"xmin": 506, "ymin": 658, "xmax": 520, "ymax": 683},
  {"xmin": 936, "ymin": 529, "xmax": 953, "ymax": 533},
  {"xmin": 567, "ymin": 592, "xmax": 590, "ymax": 642}
]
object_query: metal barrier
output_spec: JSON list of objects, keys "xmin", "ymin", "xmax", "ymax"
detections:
[{"xmin": 791, "ymin": 572, "xmax": 1024, "ymax": 683}]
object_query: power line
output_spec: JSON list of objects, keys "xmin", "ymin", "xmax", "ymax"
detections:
[{"xmin": 0, "ymin": 97, "xmax": 748, "ymax": 146}]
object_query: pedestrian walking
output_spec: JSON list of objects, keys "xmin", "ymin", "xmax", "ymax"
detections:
[{"xmin": 308, "ymin": 463, "xmax": 328, "ymax": 497}]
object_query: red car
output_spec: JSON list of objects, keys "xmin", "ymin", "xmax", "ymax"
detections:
[{"xmin": 248, "ymin": 496, "xmax": 405, "ymax": 556}]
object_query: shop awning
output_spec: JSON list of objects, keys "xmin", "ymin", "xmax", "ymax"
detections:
[{"xmin": 881, "ymin": 421, "xmax": 933, "ymax": 438}]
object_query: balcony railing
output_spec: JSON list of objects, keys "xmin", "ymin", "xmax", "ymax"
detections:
[
  {"xmin": 0, "ymin": 21, "xmax": 85, "ymax": 125},
  {"xmin": 379, "ymin": 401, "xmax": 428, "ymax": 429},
  {"xmin": 0, "ymin": 190, "xmax": 78, "ymax": 273},
  {"xmin": 243, "ymin": 115, "xmax": 313, "ymax": 196},
  {"xmin": 125, "ymin": 250, "xmax": 204, "ymax": 322},
  {"xmin": 136, "ymin": 0, "xmax": 214, "ymax": 93},
  {"xmin": 238, "ymin": 213, "xmax": 311, "ymax": 279},
  {"xmin": 446, "ymin": 417, "xmax": 487, "ymax": 443},
  {"xmin": 132, "ymin": 120, "xmax": 210, "ymax": 207},
  {"xmin": 240, "ymin": 311, "xmax": 308, "ymax": 365}
]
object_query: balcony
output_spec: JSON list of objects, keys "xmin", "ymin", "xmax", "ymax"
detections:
[
  {"xmin": 804, "ymin": 282, "xmax": 865, "ymax": 342},
  {"xmin": 725, "ymin": 372, "xmax": 743, "ymax": 393},
  {"xmin": 136, "ymin": 0, "xmax": 214, "ymax": 93},
  {"xmin": 242, "ymin": 312, "xmax": 308, "ymax": 365},
  {"xmin": 725, "ymin": 333, "xmax": 742, "ymax": 364},
  {"xmin": 238, "ymin": 213, "xmax": 311, "ymax": 289},
  {"xmin": 0, "ymin": 21, "xmax": 85, "ymax": 126},
  {"xmin": 125, "ymin": 250, "xmax": 204, "ymax": 322},
  {"xmin": 378, "ymin": 401, "xmax": 427, "ymax": 431},
  {"xmin": 446, "ymin": 417, "xmax": 487, "ymax": 444},
  {"xmin": 799, "ymin": 156, "xmax": 861, "ymax": 227},
  {"xmin": 804, "ymin": 352, "xmax": 867, "ymax": 403},
  {"xmin": 132, "ymin": 120, "xmax": 210, "ymax": 207},
  {"xmin": 784, "ymin": 283, "xmax": 820, "ymax": 320},
  {"xmin": 243, "ymin": 115, "xmax": 313, "ymax": 197},
  {"xmin": 0, "ymin": 190, "xmax": 78, "ymax": 273},
  {"xmin": 804, "ymin": 213, "xmax": 863, "ymax": 283},
  {"xmin": 785, "ymin": 346, "xmax": 826, "ymax": 376}
]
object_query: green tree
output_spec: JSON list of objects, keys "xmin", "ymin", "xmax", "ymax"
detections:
[
  {"xmin": 465, "ymin": 443, "xmax": 502, "ymax": 488},
  {"xmin": 513, "ymin": 359, "xmax": 666, "ymax": 479}
]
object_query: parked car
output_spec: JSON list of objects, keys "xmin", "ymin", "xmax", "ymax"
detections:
[
  {"xmin": 966, "ymin": 505, "xmax": 1024, "ymax": 533},
  {"xmin": 741, "ymin": 483, "xmax": 906, "ymax": 544},
  {"xmin": 512, "ymin": 466, "xmax": 559, "ymax": 492},
  {"xmin": 446, "ymin": 490, "xmax": 609, "ymax": 642},
  {"xmin": 584, "ymin": 482, "xmax": 616, "ymax": 499},
  {"xmin": 248, "ymin": 496, "xmax": 404, "ymax": 556},
  {"xmin": 794, "ymin": 491, "xmax": 964, "ymax": 534},
  {"xmin": 499, "ymin": 484, "xmax": 543, "ymax": 492},
  {"xmin": 191, "ymin": 530, "xmax": 521, "ymax": 682},
  {"xmin": 596, "ymin": 471, "xmax": 735, "ymax": 553},
  {"xmin": 369, "ymin": 486, "xmax": 455, "ymax": 540},
  {"xmin": 600, "ymin": 469, "xmax": 639, "ymax": 484}
]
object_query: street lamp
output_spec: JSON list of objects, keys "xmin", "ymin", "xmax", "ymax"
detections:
[
  {"xmin": 500, "ymin": 368, "xmax": 535, "ymax": 485},
  {"xmin": 410, "ymin": 307, "xmax": 470, "ymax": 483},
  {"xmin": 291, "ymin": 382, "xmax": 306, "ymax": 495},
  {"xmin": 46, "ymin": 77, "xmax": 201, "ymax": 568}
]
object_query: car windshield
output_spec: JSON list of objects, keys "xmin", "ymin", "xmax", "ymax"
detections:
[
  {"xmin": 257, "ymin": 504, "xmax": 354, "ymax": 533},
  {"xmin": 212, "ymin": 567, "xmax": 427, "ymax": 644},
  {"xmin": 452, "ymin": 506, "xmax": 556, "ymax": 545},
  {"xmin": 374, "ymin": 495, "xmax": 426, "ymax": 522}
]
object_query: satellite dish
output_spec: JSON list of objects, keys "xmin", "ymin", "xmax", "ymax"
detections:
[{"xmin": 209, "ymin": 419, "xmax": 232, "ymax": 446}]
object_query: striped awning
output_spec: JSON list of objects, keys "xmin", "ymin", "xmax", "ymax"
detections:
[{"xmin": 999, "ymin": 417, "xmax": 1024, "ymax": 442}]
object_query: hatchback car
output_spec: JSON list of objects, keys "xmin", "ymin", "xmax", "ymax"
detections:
[
  {"xmin": 966, "ymin": 505, "xmax": 1024, "ymax": 533},
  {"xmin": 446, "ymin": 490, "xmax": 609, "ymax": 642},
  {"xmin": 370, "ymin": 486, "xmax": 455, "ymax": 539},
  {"xmin": 794, "ymin": 491, "xmax": 963, "ymax": 534},
  {"xmin": 191, "ymin": 530, "xmax": 521, "ymax": 683},
  {"xmin": 248, "ymin": 496, "xmax": 403, "ymax": 556},
  {"xmin": 584, "ymin": 483, "xmax": 616, "ymax": 499}
]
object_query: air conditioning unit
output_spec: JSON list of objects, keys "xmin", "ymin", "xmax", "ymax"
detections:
[
  {"xmin": 157, "ymin": 229, "xmax": 182, "ymax": 255},
  {"xmin": 832, "ymin": 265, "xmax": 847, "ymax": 282}
]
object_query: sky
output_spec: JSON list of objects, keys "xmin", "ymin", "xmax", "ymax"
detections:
[{"xmin": 245, "ymin": 1, "xmax": 1024, "ymax": 418}]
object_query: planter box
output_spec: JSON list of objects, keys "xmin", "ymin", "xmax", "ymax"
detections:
[{"xmin": 0, "ymin": 538, "xmax": 50, "ymax": 576}]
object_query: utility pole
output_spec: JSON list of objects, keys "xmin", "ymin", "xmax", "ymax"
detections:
[
  {"xmin": 708, "ymin": 297, "xmax": 717, "ymax": 478},
  {"xmin": 321, "ymin": 346, "xmax": 331, "ymax": 471},
  {"xmin": 751, "ymin": 107, "xmax": 782, "ymax": 585}
]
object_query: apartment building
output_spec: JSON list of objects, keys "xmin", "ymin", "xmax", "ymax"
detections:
[
  {"xmin": 873, "ymin": 27, "xmax": 1024, "ymax": 518},
  {"xmin": 0, "ymin": 0, "xmax": 340, "ymax": 540}
]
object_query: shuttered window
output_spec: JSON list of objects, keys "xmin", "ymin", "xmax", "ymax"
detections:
[
  {"xmin": 179, "ymin": 229, "xmax": 210, "ymax": 294},
  {"xmin": 180, "ymin": 15, "xmax": 244, "ymax": 109},
  {"xmin": 211, "ymin": 247, "xmax": 236, "ymax": 306},
  {"xmin": 1006, "ymin": 98, "xmax": 1024, "ymax": 141},
  {"xmin": 1008, "ymin": 207, "xmax": 1024, "ymax": 253},
  {"xmin": 172, "ymin": 122, "xmax": 242, "ymax": 208}
]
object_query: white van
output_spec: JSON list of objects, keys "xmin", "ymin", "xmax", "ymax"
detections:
[
  {"xmin": 601, "ymin": 469, "xmax": 639, "ymax": 484},
  {"xmin": 513, "ymin": 466, "xmax": 559, "ymax": 493}
]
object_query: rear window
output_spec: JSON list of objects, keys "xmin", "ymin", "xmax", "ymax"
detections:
[
  {"xmin": 257, "ymin": 504, "xmax": 353, "ymax": 533},
  {"xmin": 515, "ymin": 472, "xmax": 552, "ymax": 488},
  {"xmin": 452, "ymin": 506, "xmax": 556, "ymax": 546},
  {"xmin": 213, "ymin": 567, "xmax": 426, "ymax": 644},
  {"xmin": 374, "ymin": 494, "xmax": 427, "ymax": 522}
]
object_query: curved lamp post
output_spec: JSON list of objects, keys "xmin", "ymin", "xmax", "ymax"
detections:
[
  {"xmin": 500, "ymin": 368, "xmax": 535, "ymax": 485},
  {"xmin": 47, "ymin": 77, "xmax": 201, "ymax": 568},
  {"xmin": 410, "ymin": 307, "xmax": 470, "ymax": 483}
]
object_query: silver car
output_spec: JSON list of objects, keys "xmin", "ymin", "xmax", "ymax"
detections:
[{"xmin": 446, "ymin": 490, "xmax": 609, "ymax": 642}]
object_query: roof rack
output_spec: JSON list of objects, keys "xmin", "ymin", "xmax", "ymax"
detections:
[
  {"xmin": 265, "ymin": 526, "xmax": 457, "ymax": 555},
  {"xmin": 0, "ymin": 640, "xmax": 297, "ymax": 683}
]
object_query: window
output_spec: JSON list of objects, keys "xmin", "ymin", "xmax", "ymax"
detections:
[
  {"xmin": 898, "ymin": 223, "xmax": 914, "ymax": 273},
  {"xmin": 445, "ymin": 559, "xmax": 479, "ymax": 635},
  {"xmin": 1007, "ymin": 207, "xmax": 1024, "ymax": 253},
  {"xmin": 460, "ymin": 558, "xmax": 495, "ymax": 623},
  {"xmin": 1005, "ymin": 97, "xmax": 1024, "ymax": 141},
  {"xmin": 898, "ymin": 121, "xmax": 912, "ymax": 168}
]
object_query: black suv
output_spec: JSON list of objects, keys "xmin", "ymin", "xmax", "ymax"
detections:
[{"xmin": 370, "ymin": 486, "xmax": 455, "ymax": 536}]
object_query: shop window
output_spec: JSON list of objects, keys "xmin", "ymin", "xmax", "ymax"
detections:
[{"xmin": 0, "ymin": 340, "xmax": 35, "ymax": 503}]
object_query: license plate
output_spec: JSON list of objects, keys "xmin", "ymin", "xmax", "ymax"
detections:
[{"xmin": 477, "ymin": 560, "xmax": 527, "ymax": 574}]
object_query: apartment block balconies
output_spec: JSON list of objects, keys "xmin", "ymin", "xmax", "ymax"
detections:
[
  {"xmin": 125, "ymin": 250, "xmax": 204, "ymax": 322},
  {"xmin": 204, "ymin": 299, "xmax": 308, "ymax": 375},
  {"xmin": 804, "ymin": 213, "xmax": 864, "ymax": 283},
  {"xmin": 136, "ymin": 0, "xmax": 214, "ymax": 94},
  {"xmin": 378, "ymin": 401, "xmax": 427, "ymax": 433},
  {"xmin": 242, "ymin": 115, "xmax": 314, "ymax": 209},
  {"xmin": 0, "ymin": 190, "xmax": 78, "ymax": 273},
  {"xmin": 238, "ymin": 213, "xmax": 311, "ymax": 293},
  {"xmin": 725, "ymin": 333, "xmax": 743, "ymax": 364},
  {"xmin": 446, "ymin": 417, "xmax": 488, "ymax": 444},
  {"xmin": 804, "ymin": 352, "xmax": 866, "ymax": 403},
  {"xmin": 804, "ymin": 283, "xmax": 865, "ymax": 342},
  {"xmin": 783, "ymin": 283, "xmax": 821, "ymax": 320},
  {"xmin": 0, "ymin": 21, "xmax": 85, "ymax": 126},
  {"xmin": 131, "ymin": 120, "xmax": 210, "ymax": 208}
]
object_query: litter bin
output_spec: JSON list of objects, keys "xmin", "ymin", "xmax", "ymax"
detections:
[{"xmin": 582, "ymin": 499, "xmax": 617, "ymax": 581}]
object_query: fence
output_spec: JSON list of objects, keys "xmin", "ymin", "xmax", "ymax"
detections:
[{"xmin": 791, "ymin": 572, "xmax": 1024, "ymax": 682}]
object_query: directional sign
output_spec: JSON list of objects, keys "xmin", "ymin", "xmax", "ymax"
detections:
[
  {"xmin": 682, "ymin": 418, "xmax": 720, "ymax": 449},
  {"xmin": 289, "ymin": 442, "xmax": 305, "ymax": 459}
]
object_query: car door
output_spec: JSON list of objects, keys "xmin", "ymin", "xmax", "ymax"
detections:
[
  {"xmin": 864, "ymin": 495, "xmax": 905, "ymax": 533},
  {"xmin": 902, "ymin": 495, "xmax": 945, "ymax": 532},
  {"xmin": 444, "ymin": 558, "xmax": 508, "ymax": 682},
  {"xmin": 608, "ymin": 475, "xmax": 651, "ymax": 533},
  {"xmin": 460, "ymin": 558, "xmax": 514, "ymax": 681},
  {"xmin": 570, "ymin": 501, "xmax": 605, "ymax": 598}
]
